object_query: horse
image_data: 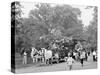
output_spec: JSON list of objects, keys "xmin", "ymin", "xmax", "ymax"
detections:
[
  {"xmin": 41, "ymin": 48, "xmax": 53, "ymax": 65},
  {"xmin": 31, "ymin": 47, "xmax": 46, "ymax": 63},
  {"xmin": 31, "ymin": 47, "xmax": 39, "ymax": 63}
]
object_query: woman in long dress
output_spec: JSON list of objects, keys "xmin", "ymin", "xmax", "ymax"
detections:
[{"xmin": 23, "ymin": 51, "xmax": 27, "ymax": 64}]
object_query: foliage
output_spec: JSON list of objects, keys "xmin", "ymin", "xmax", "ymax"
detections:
[
  {"xmin": 84, "ymin": 6, "xmax": 97, "ymax": 48},
  {"xmin": 15, "ymin": 3, "xmax": 85, "ymax": 52}
]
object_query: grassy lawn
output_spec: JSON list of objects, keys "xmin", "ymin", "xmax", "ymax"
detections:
[{"xmin": 15, "ymin": 53, "xmax": 35, "ymax": 69}]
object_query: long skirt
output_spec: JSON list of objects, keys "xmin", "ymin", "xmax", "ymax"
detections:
[{"xmin": 23, "ymin": 56, "xmax": 27, "ymax": 64}]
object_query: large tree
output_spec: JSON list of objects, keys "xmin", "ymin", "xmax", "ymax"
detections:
[
  {"xmin": 28, "ymin": 3, "xmax": 83, "ymax": 39},
  {"xmin": 81, "ymin": 6, "xmax": 98, "ymax": 49},
  {"xmin": 87, "ymin": 6, "xmax": 97, "ymax": 48},
  {"xmin": 15, "ymin": 3, "xmax": 84, "ymax": 51}
]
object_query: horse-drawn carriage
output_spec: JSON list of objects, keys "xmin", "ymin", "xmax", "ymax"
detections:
[{"xmin": 21, "ymin": 37, "xmax": 88, "ymax": 65}]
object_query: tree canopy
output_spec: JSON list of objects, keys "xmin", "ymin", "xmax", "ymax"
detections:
[{"xmin": 13, "ymin": 3, "xmax": 97, "ymax": 52}]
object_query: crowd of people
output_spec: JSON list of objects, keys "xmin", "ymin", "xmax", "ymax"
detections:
[{"xmin": 21, "ymin": 39, "xmax": 97, "ymax": 70}]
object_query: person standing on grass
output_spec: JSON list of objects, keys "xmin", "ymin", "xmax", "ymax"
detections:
[
  {"xmin": 23, "ymin": 50, "xmax": 27, "ymax": 64},
  {"xmin": 73, "ymin": 51, "xmax": 77, "ymax": 60},
  {"xmin": 85, "ymin": 51, "xmax": 88, "ymax": 61},
  {"xmin": 92, "ymin": 50, "xmax": 96, "ymax": 62},
  {"xmin": 80, "ymin": 52, "xmax": 85, "ymax": 67},
  {"xmin": 67, "ymin": 55, "xmax": 74, "ymax": 70}
]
